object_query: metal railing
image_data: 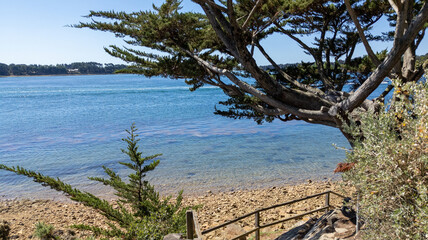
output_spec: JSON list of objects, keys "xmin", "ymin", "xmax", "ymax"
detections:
[{"xmin": 185, "ymin": 190, "xmax": 347, "ymax": 240}]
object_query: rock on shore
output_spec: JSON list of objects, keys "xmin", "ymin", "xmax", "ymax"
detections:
[{"xmin": 275, "ymin": 207, "xmax": 361, "ymax": 240}]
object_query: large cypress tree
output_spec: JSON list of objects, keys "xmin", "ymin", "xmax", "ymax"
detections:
[{"xmin": 76, "ymin": 0, "xmax": 428, "ymax": 143}]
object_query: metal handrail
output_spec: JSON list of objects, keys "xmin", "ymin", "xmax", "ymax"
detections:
[{"xmin": 185, "ymin": 190, "xmax": 348, "ymax": 240}]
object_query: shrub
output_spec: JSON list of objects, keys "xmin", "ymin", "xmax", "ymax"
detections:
[
  {"xmin": 0, "ymin": 124, "xmax": 188, "ymax": 239},
  {"xmin": 0, "ymin": 221, "xmax": 11, "ymax": 240},
  {"xmin": 34, "ymin": 222, "xmax": 59, "ymax": 240},
  {"xmin": 342, "ymin": 80, "xmax": 428, "ymax": 239}
]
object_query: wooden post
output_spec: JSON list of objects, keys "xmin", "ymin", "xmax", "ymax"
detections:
[
  {"xmin": 325, "ymin": 192, "xmax": 330, "ymax": 213},
  {"xmin": 187, "ymin": 210, "xmax": 194, "ymax": 239},
  {"xmin": 356, "ymin": 193, "xmax": 360, "ymax": 235},
  {"xmin": 255, "ymin": 211, "xmax": 260, "ymax": 240}
]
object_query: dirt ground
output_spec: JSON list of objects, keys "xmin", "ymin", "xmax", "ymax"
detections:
[{"xmin": 0, "ymin": 180, "xmax": 354, "ymax": 239}]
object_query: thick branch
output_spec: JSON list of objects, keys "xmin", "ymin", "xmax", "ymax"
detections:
[
  {"xmin": 302, "ymin": 118, "xmax": 338, "ymax": 128},
  {"xmin": 344, "ymin": 0, "xmax": 381, "ymax": 66},
  {"xmin": 388, "ymin": 0, "xmax": 400, "ymax": 13},
  {"xmin": 314, "ymin": 22, "xmax": 335, "ymax": 89},
  {"xmin": 197, "ymin": 2, "xmax": 239, "ymax": 57},
  {"xmin": 251, "ymin": 104, "xmax": 286, "ymax": 116},
  {"xmin": 224, "ymin": 72, "xmax": 332, "ymax": 121},
  {"xmin": 184, "ymin": 49, "xmax": 333, "ymax": 122},
  {"xmin": 198, "ymin": 0, "xmax": 283, "ymax": 99},
  {"xmin": 330, "ymin": 2, "xmax": 428, "ymax": 114},
  {"xmin": 193, "ymin": 0, "xmax": 228, "ymax": 13}
]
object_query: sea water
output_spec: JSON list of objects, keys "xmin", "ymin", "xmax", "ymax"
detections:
[{"xmin": 0, "ymin": 74, "xmax": 385, "ymax": 199}]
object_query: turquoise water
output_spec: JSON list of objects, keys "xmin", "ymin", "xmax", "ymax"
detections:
[{"xmin": 0, "ymin": 74, "xmax": 363, "ymax": 199}]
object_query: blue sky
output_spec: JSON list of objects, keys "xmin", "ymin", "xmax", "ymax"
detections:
[{"xmin": 0, "ymin": 1, "xmax": 426, "ymax": 65}]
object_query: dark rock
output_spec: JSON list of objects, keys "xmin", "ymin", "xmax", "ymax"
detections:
[
  {"xmin": 324, "ymin": 225, "xmax": 335, "ymax": 233},
  {"xmin": 275, "ymin": 218, "xmax": 316, "ymax": 240}
]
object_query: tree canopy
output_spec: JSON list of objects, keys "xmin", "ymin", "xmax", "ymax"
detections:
[{"xmin": 76, "ymin": 0, "xmax": 428, "ymax": 142}]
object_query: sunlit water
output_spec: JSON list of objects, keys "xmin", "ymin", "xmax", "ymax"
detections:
[{"xmin": 0, "ymin": 74, "xmax": 387, "ymax": 200}]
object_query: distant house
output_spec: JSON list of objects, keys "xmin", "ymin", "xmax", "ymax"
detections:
[{"xmin": 67, "ymin": 68, "xmax": 80, "ymax": 74}]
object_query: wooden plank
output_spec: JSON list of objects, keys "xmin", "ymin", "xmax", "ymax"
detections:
[
  {"xmin": 202, "ymin": 211, "xmax": 255, "ymax": 234},
  {"xmin": 193, "ymin": 211, "xmax": 203, "ymax": 239},
  {"xmin": 325, "ymin": 192, "xmax": 330, "ymax": 213},
  {"xmin": 187, "ymin": 210, "xmax": 195, "ymax": 239},
  {"xmin": 330, "ymin": 191, "xmax": 347, "ymax": 199},
  {"xmin": 256, "ymin": 191, "xmax": 330, "ymax": 212},
  {"xmin": 255, "ymin": 212, "xmax": 260, "ymax": 240}
]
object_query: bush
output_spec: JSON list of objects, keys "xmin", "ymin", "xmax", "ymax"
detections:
[
  {"xmin": 34, "ymin": 222, "xmax": 59, "ymax": 240},
  {"xmin": 0, "ymin": 221, "xmax": 11, "ymax": 240},
  {"xmin": 342, "ymin": 80, "xmax": 428, "ymax": 239},
  {"xmin": 0, "ymin": 124, "xmax": 188, "ymax": 240}
]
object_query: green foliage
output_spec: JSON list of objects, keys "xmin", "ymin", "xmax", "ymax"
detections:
[
  {"xmin": 0, "ymin": 221, "xmax": 10, "ymax": 240},
  {"xmin": 0, "ymin": 124, "xmax": 188, "ymax": 240},
  {"xmin": 90, "ymin": 124, "xmax": 163, "ymax": 217},
  {"xmin": 75, "ymin": 0, "xmax": 238, "ymax": 91},
  {"xmin": 0, "ymin": 63, "xmax": 10, "ymax": 76},
  {"xmin": 215, "ymin": 94, "xmax": 276, "ymax": 124},
  {"xmin": 127, "ymin": 205, "xmax": 187, "ymax": 240},
  {"xmin": 79, "ymin": 237, "xmax": 96, "ymax": 240},
  {"xmin": 342, "ymin": 80, "xmax": 428, "ymax": 239},
  {"xmin": 34, "ymin": 222, "xmax": 59, "ymax": 240}
]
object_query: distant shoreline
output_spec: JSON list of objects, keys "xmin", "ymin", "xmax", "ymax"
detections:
[
  {"xmin": 0, "ymin": 62, "xmax": 127, "ymax": 77},
  {"xmin": 0, "ymin": 73, "xmax": 126, "ymax": 78}
]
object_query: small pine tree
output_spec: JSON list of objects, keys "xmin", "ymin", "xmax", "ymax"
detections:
[
  {"xmin": 34, "ymin": 222, "xmax": 59, "ymax": 240},
  {"xmin": 0, "ymin": 124, "xmax": 188, "ymax": 239},
  {"xmin": 89, "ymin": 123, "xmax": 163, "ymax": 217}
]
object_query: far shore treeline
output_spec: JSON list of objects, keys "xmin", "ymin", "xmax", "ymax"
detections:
[
  {"xmin": 1, "ymin": 53, "xmax": 426, "ymax": 78},
  {"xmin": 0, "ymin": 62, "xmax": 127, "ymax": 76}
]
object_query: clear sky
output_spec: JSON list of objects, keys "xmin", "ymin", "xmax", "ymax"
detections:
[{"xmin": 0, "ymin": 1, "xmax": 426, "ymax": 66}]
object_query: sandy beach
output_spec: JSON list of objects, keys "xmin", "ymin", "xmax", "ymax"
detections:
[{"xmin": 0, "ymin": 180, "xmax": 354, "ymax": 239}]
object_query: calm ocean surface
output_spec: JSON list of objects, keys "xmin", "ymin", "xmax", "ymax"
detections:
[{"xmin": 0, "ymin": 74, "xmax": 386, "ymax": 199}]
